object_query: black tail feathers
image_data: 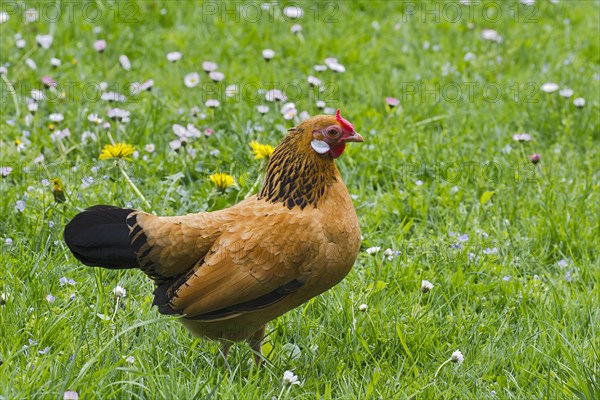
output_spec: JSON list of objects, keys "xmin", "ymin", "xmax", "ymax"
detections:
[{"xmin": 64, "ymin": 205, "xmax": 139, "ymax": 269}]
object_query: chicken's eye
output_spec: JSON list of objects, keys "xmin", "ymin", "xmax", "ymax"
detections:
[{"xmin": 327, "ymin": 129, "xmax": 339, "ymax": 137}]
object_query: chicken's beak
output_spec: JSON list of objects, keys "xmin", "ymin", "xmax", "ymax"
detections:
[{"xmin": 343, "ymin": 132, "xmax": 364, "ymax": 143}]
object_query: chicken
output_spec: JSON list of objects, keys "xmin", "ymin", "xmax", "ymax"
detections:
[{"xmin": 63, "ymin": 110, "xmax": 364, "ymax": 363}]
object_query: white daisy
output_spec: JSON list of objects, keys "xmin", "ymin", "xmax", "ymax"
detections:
[
  {"xmin": 451, "ymin": 350, "xmax": 464, "ymax": 364},
  {"xmin": 184, "ymin": 72, "xmax": 200, "ymax": 88},
  {"xmin": 205, "ymin": 99, "xmax": 220, "ymax": 108},
  {"xmin": 225, "ymin": 84, "xmax": 238, "ymax": 97},
  {"xmin": 36, "ymin": 34, "xmax": 53, "ymax": 49},
  {"xmin": 202, "ymin": 61, "xmax": 218, "ymax": 72},
  {"xmin": 481, "ymin": 29, "xmax": 502, "ymax": 43},
  {"xmin": 113, "ymin": 285, "xmax": 127, "ymax": 298},
  {"xmin": 307, "ymin": 76, "xmax": 322, "ymax": 87},
  {"xmin": 366, "ymin": 246, "xmax": 381, "ymax": 255},
  {"xmin": 421, "ymin": 280, "xmax": 434, "ymax": 292},
  {"xmin": 119, "ymin": 55, "xmax": 131, "ymax": 70},
  {"xmin": 25, "ymin": 8, "xmax": 38, "ymax": 22},
  {"xmin": 541, "ymin": 82, "xmax": 559, "ymax": 93},
  {"xmin": 265, "ymin": 89, "xmax": 287, "ymax": 102},
  {"xmin": 208, "ymin": 71, "xmax": 224, "ymax": 82},
  {"xmin": 93, "ymin": 40, "xmax": 106, "ymax": 52},
  {"xmin": 166, "ymin": 51, "xmax": 182, "ymax": 62},
  {"xmin": 16, "ymin": 39, "xmax": 26, "ymax": 49},
  {"xmin": 282, "ymin": 370, "xmax": 301, "ymax": 386},
  {"xmin": 50, "ymin": 57, "xmax": 61, "ymax": 67},
  {"xmin": 27, "ymin": 102, "xmax": 38, "ymax": 113},
  {"xmin": 559, "ymin": 87, "xmax": 574, "ymax": 97},
  {"xmin": 573, "ymin": 97, "xmax": 585, "ymax": 107},
  {"xmin": 256, "ymin": 105, "xmax": 269, "ymax": 114},
  {"xmin": 464, "ymin": 52, "xmax": 476, "ymax": 61},
  {"xmin": 262, "ymin": 49, "xmax": 275, "ymax": 60},
  {"xmin": 26, "ymin": 58, "xmax": 37, "ymax": 70},
  {"xmin": 101, "ymin": 92, "xmax": 126, "ymax": 102},
  {"xmin": 283, "ymin": 6, "xmax": 303, "ymax": 19},
  {"xmin": 49, "ymin": 113, "xmax": 64, "ymax": 122}
]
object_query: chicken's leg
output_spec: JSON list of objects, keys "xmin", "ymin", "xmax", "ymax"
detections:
[{"xmin": 248, "ymin": 325, "xmax": 266, "ymax": 366}]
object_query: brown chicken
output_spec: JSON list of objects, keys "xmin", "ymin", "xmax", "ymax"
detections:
[{"xmin": 64, "ymin": 110, "xmax": 363, "ymax": 363}]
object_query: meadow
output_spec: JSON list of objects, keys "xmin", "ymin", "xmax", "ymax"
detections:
[{"xmin": 0, "ymin": 1, "xmax": 599, "ymax": 399}]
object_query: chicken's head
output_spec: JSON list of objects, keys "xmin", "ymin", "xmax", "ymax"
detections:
[{"xmin": 304, "ymin": 109, "xmax": 364, "ymax": 159}]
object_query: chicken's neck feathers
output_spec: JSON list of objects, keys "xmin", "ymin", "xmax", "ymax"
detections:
[{"xmin": 258, "ymin": 128, "xmax": 339, "ymax": 210}]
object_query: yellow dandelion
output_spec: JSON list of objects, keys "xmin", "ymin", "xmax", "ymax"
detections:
[
  {"xmin": 249, "ymin": 140, "xmax": 275, "ymax": 159},
  {"xmin": 99, "ymin": 143, "xmax": 135, "ymax": 161},
  {"xmin": 52, "ymin": 178, "xmax": 66, "ymax": 203},
  {"xmin": 209, "ymin": 173, "xmax": 235, "ymax": 191}
]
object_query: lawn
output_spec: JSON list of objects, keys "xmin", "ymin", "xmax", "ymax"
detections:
[{"xmin": 1, "ymin": 1, "xmax": 599, "ymax": 399}]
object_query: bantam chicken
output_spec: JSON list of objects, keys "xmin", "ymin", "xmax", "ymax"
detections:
[{"xmin": 64, "ymin": 110, "xmax": 363, "ymax": 363}]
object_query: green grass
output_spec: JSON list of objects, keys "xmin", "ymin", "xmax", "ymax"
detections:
[{"xmin": 1, "ymin": 1, "xmax": 599, "ymax": 399}]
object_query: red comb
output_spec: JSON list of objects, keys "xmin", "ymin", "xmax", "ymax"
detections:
[{"xmin": 336, "ymin": 109, "xmax": 354, "ymax": 132}]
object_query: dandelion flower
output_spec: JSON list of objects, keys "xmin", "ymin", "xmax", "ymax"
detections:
[
  {"xmin": 99, "ymin": 143, "xmax": 135, "ymax": 161},
  {"xmin": 113, "ymin": 285, "xmax": 127, "ymax": 298},
  {"xmin": 249, "ymin": 141, "xmax": 275, "ymax": 159},
  {"xmin": 282, "ymin": 370, "xmax": 301, "ymax": 386},
  {"xmin": 52, "ymin": 178, "xmax": 66, "ymax": 203},
  {"xmin": 209, "ymin": 173, "xmax": 235, "ymax": 191}
]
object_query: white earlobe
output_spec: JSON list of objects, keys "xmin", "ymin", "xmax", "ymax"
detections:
[{"xmin": 311, "ymin": 140, "xmax": 330, "ymax": 154}]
